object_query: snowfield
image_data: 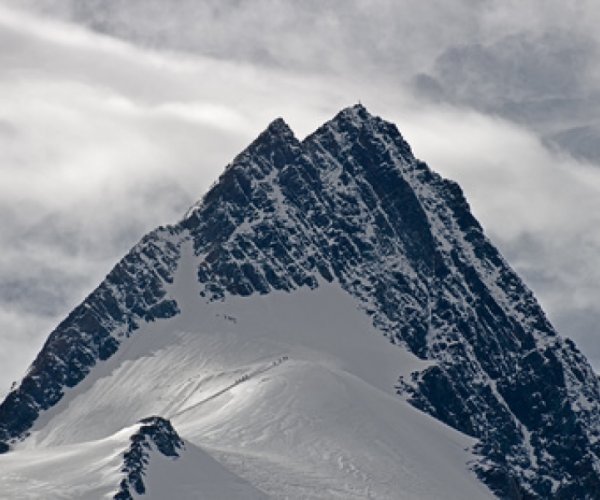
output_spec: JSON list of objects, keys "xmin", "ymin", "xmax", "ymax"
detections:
[{"xmin": 0, "ymin": 240, "xmax": 493, "ymax": 499}]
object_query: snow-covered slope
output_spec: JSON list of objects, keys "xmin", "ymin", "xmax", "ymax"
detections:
[
  {"xmin": 0, "ymin": 415, "xmax": 267, "ymax": 500},
  {"xmin": 1, "ymin": 105, "xmax": 600, "ymax": 498},
  {"xmin": 0, "ymin": 245, "xmax": 492, "ymax": 498}
]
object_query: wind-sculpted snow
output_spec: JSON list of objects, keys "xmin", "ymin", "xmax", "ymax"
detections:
[{"xmin": 1, "ymin": 105, "xmax": 600, "ymax": 498}]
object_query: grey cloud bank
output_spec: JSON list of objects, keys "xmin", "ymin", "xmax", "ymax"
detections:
[{"xmin": 0, "ymin": 1, "xmax": 599, "ymax": 396}]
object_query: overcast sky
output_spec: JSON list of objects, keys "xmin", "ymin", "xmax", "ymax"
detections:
[{"xmin": 1, "ymin": 1, "xmax": 600, "ymax": 397}]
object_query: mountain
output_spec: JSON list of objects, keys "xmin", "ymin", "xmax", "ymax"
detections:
[{"xmin": 1, "ymin": 104, "xmax": 599, "ymax": 499}]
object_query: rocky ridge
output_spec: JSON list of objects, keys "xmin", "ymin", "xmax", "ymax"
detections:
[{"xmin": 114, "ymin": 416, "xmax": 183, "ymax": 500}]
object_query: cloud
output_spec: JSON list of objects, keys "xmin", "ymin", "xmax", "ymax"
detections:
[
  {"xmin": 2, "ymin": 0, "xmax": 495, "ymax": 83},
  {"xmin": 0, "ymin": 2, "xmax": 599, "ymax": 396},
  {"xmin": 12, "ymin": 0, "xmax": 600, "ymax": 162}
]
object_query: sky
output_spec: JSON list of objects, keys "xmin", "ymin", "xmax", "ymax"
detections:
[{"xmin": 1, "ymin": 0, "xmax": 599, "ymax": 397}]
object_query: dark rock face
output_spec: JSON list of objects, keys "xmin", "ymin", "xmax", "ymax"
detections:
[
  {"xmin": 114, "ymin": 416, "xmax": 183, "ymax": 500},
  {"xmin": 180, "ymin": 107, "xmax": 600, "ymax": 496},
  {"xmin": 1, "ymin": 105, "xmax": 599, "ymax": 498},
  {"xmin": 0, "ymin": 229, "xmax": 182, "ymax": 448}
]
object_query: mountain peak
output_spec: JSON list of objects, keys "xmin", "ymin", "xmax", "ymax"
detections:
[
  {"xmin": 328, "ymin": 102, "xmax": 376, "ymax": 128},
  {"xmin": 233, "ymin": 115, "xmax": 299, "ymax": 164},
  {"xmin": 338, "ymin": 102, "xmax": 371, "ymax": 119},
  {"xmin": 1, "ymin": 106, "xmax": 600, "ymax": 499},
  {"xmin": 265, "ymin": 116, "xmax": 294, "ymax": 136},
  {"xmin": 304, "ymin": 104, "xmax": 415, "ymax": 163}
]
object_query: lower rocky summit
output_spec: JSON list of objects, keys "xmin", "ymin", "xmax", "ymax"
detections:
[{"xmin": 115, "ymin": 416, "xmax": 183, "ymax": 500}]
